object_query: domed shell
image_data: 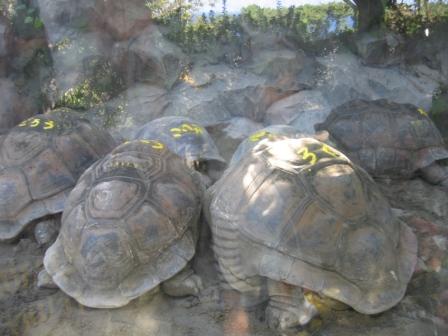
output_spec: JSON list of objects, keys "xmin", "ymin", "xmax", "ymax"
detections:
[
  {"xmin": 44, "ymin": 140, "xmax": 203, "ymax": 308},
  {"xmin": 0, "ymin": 110, "xmax": 116, "ymax": 241},
  {"xmin": 133, "ymin": 116, "xmax": 226, "ymax": 169},
  {"xmin": 230, "ymin": 125, "xmax": 307, "ymax": 166},
  {"xmin": 209, "ymin": 137, "xmax": 417, "ymax": 314},
  {"xmin": 315, "ymin": 99, "xmax": 448, "ymax": 178}
]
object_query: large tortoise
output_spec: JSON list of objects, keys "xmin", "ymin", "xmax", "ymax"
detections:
[
  {"xmin": 0, "ymin": 110, "xmax": 116, "ymax": 242},
  {"xmin": 315, "ymin": 99, "xmax": 448, "ymax": 187},
  {"xmin": 43, "ymin": 140, "xmax": 204, "ymax": 308},
  {"xmin": 207, "ymin": 137, "xmax": 417, "ymax": 333},
  {"xmin": 133, "ymin": 116, "xmax": 226, "ymax": 184}
]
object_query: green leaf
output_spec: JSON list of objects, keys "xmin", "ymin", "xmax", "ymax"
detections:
[{"xmin": 24, "ymin": 16, "xmax": 33, "ymax": 24}]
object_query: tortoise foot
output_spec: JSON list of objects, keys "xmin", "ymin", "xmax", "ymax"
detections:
[{"xmin": 162, "ymin": 266, "xmax": 203, "ymax": 297}]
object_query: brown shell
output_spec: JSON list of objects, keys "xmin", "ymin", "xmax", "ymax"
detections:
[
  {"xmin": 208, "ymin": 137, "xmax": 417, "ymax": 314},
  {"xmin": 0, "ymin": 110, "xmax": 116, "ymax": 241},
  {"xmin": 315, "ymin": 99, "xmax": 448, "ymax": 178},
  {"xmin": 44, "ymin": 140, "xmax": 203, "ymax": 308}
]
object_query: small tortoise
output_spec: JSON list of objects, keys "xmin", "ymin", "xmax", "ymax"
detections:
[
  {"xmin": 43, "ymin": 140, "xmax": 204, "ymax": 308},
  {"xmin": 207, "ymin": 137, "xmax": 417, "ymax": 333},
  {"xmin": 315, "ymin": 99, "xmax": 448, "ymax": 187},
  {"xmin": 0, "ymin": 109, "xmax": 116, "ymax": 243},
  {"xmin": 133, "ymin": 116, "xmax": 226, "ymax": 184},
  {"xmin": 230, "ymin": 125, "xmax": 310, "ymax": 166}
]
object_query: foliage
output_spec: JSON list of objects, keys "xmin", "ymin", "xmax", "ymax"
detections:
[
  {"xmin": 1, "ymin": 0, "xmax": 45, "ymax": 39},
  {"xmin": 56, "ymin": 60, "xmax": 124, "ymax": 111},
  {"xmin": 148, "ymin": 1, "xmax": 354, "ymax": 57},
  {"xmin": 385, "ymin": 1, "xmax": 448, "ymax": 36}
]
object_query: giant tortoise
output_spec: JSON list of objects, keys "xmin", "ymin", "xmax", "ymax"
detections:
[
  {"xmin": 0, "ymin": 110, "xmax": 116, "ymax": 243},
  {"xmin": 133, "ymin": 116, "xmax": 226, "ymax": 184},
  {"xmin": 315, "ymin": 99, "xmax": 448, "ymax": 188},
  {"xmin": 43, "ymin": 140, "xmax": 204, "ymax": 308},
  {"xmin": 207, "ymin": 137, "xmax": 417, "ymax": 333}
]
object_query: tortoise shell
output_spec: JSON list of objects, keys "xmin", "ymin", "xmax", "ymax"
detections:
[
  {"xmin": 230, "ymin": 125, "xmax": 307, "ymax": 166},
  {"xmin": 315, "ymin": 99, "xmax": 448, "ymax": 178},
  {"xmin": 208, "ymin": 137, "xmax": 417, "ymax": 314},
  {"xmin": 0, "ymin": 110, "xmax": 116, "ymax": 241},
  {"xmin": 44, "ymin": 140, "xmax": 203, "ymax": 308},
  {"xmin": 133, "ymin": 116, "xmax": 226, "ymax": 172}
]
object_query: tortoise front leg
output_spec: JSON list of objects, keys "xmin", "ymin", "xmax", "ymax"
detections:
[
  {"xmin": 265, "ymin": 280, "xmax": 318, "ymax": 333},
  {"xmin": 161, "ymin": 263, "xmax": 203, "ymax": 297},
  {"xmin": 420, "ymin": 162, "xmax": 448, "ymax": 189}
]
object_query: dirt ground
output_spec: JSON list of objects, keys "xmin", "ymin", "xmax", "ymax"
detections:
[{"xmin": 0, "ymin": 179, "xmax": 447, "ymax": 336}]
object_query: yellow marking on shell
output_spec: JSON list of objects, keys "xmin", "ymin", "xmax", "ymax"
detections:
[
  {"xmin": 249, "ymin": 130, "xmax": 268, "ymax": 142},
  {"xmin": 139, "ymin": 139, "xmax": 165, "ymax": 149},
  {"xmin": 30, "ymin": 118, "xmax": 41, "ymax": 127},
  {"xmin": 297, "ymin": 147, "xmax": 317, "ymax": 165},
  {"xmin": 418, "ymin": 108, "xmax": 428, "ymax": 117},
  {"xmin": 18, "ymin": 120, "xmax": 28, "ymax": 127},
  {"xmin": 43, "ymin": 120, "xmax": 55, "ymax": 130},
  {"xmin": 123, "ymin": 139, "xmax": 165, "ymax": 149},
  {"xmin": 321, "ymin": 144, "xmax": 340, "ymax": 158},
  {"xmin": 170, "ymin": 123, "xmax": 203, "ymax": 138},
  {"xmin": 111, "ymin": 161, "xmax": 142, "ymax": 169}
]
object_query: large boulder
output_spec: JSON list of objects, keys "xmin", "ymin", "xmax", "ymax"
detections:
[
  {"xmin": 92, "ymin": 0, "xmax": 151, "ymax": 40},
  {"xmin": 205, "ymin": 117, "xmax": 263, "ymax": 162},
  {"xmin": 264, "ymin": 90, "xmax": 331, "ymax": 133},
  {"xmin": 0, "ymin": 14, "xmax": 12, "ymax": 76},
  {"xmin": 316, "ymin": 51, "xmax": 439, "ymax": 111},
  {"xmin": 0, "ymin": 78, "xmax": 35, "ymax": 134},
  {"xmin": 37, "ymin": 0, "xmax": 150, "ymax": 43},
  {"xmin": 246, "ymin": 49, "xmax": 316, "ymax": 91},
  {"xmin": 87, "ymin": 84, "xmax": 169, "ymax": 140},
  {"xmin": 164, "ymin": 64, "xmax": 291, "ymax": 125},
  {"xmin": 112, "ymin": 25, "xmax": 188, "ymax": 89},
  {"xmin": 354, "ymin": 31, "xmax": 405, "ymax": 67}
]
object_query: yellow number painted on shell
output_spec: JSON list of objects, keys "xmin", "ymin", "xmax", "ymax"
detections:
[
  {"xmin": 30, "ymin": 118, "xmax": 41, "ymax": 127},
  {"xmin": 140, "ymin": 139, "xmax": 165, "ymax": 149},
  {"xmin": 18, "ymin": 120, "xmax": 28, "ymax": 127},
  {"xmin": 297, "ymin": 147, "xmax": 317, "ymax": 165},
  {"xmin": 321, "ymin": 144, "xmax": 339, "ymax": 158},
  {"xmin": 418, "ymin": 108, "xmax": 428, "ymax": 117},
  {"xmin": 43, "ymin": 120, "xmax": 55, "ymax": 130},
  {"xmin": 170, "ymin": 123, "xmax": 203, "ymax": 138},
  {"xmin": 249, "ymin": 130, "xmax": 268, "ymax": 142}
]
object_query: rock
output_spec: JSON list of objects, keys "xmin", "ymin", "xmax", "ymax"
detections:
[
  {"xmin": 206, "ymin": 117, "xmax": 263, "ymax": 162},
  {"xmin": 354, "ymin": 31, "xmax": 404, "ymax": 67},
  {"xmin": 0, "ymin": 78, "xmax": 35, "ymax": 134},
  {"xmin": 247, "ymin": 49, "xmax": 310, "ymax": 91},
  {"xmin": 87, "ymin": 84, "xmax": 169, "ymax": 139},
  {"xmin": 49, "ymin": 31, "xmax": 123, "ymax": 105},
  {"xmin": 36, "ymin": 0, "xmax": 97, "ymax": 44},
  {"xmin": 113, "ymin": 25, "xmax": 188, "ymax": 89},
  {"xmin": 37, "ymin": 269, "xmax": 57, "ymax": 289},
  {"xmin": 37, "ymin": 0, "xmax": 150, "ymax": 42},
  {"xmin": 380, "ymin": 179, "xmax": 448, "ymax": 219},
  {"xmin": 264, "ymin": 90, "xmax": 331, "ymax": 133},
  {"xmin": 0, "ymin": 14, "xmax": 12, "ymax": 76},
  {"xmin": 165, "ymin": 64, "xmax": 290, "ymax": 125},
  {"xmin": 436, "ymin": 48, "xmax": 448, "ymax": 84},
  {"xmin": 316, "ymin": 51, "xmax": 439, "ymax": 111},
  {"xmin": 93, "ymin": 0, "xmax": 151, "ymax": 41}
]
